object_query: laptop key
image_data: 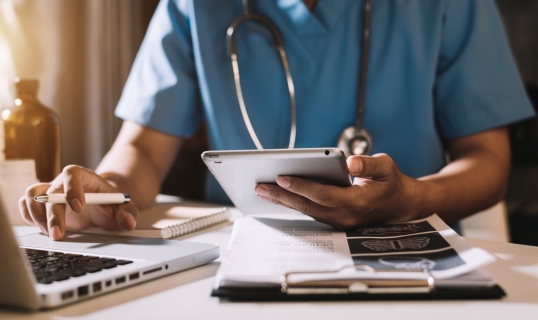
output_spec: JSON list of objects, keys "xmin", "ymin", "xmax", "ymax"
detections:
[
  {"xmin": 71, "ymin": 265, "xmax": 102, "ymax": 273},
  {"xmin": 92, "ymin": 258, "xmax": 116, "ymax": 263},
  {"xmin": 59, "ymin": 258, "xmax": 77, "ymax": 262},
  {"xmin": 24, "ymin": 249, "xmax": 48, "ymax": 255},
  {"xmin": 36, "ymin": 251, "xmax": 57, "ymax": 257},
  {"xmin": 46, "ymin": 273, "xmax": 72, "ymax": 282},
  {"xmin": 38, "ymin": 256, "xmax": 62, "ymax": 262},
  {"xmin": 36, "ymin": 277, "xmax": 53, "ymax": 284},
  {"xmin": 44, "ymin": 267, "xmax": 62, "ymax": 273},
  {"xmin": 80, "ymin": 262, "xmax": 117, "ymax": 269},
  {"xmin": 34, "ymin": 270, "xmax": 52, "ymax": 277},
  {"xmin": 74, "ymin": 256, "xmax": 94, "ymax": 262},
  {"xmin": 109, "ymin": 260, "xmax": 133, "ymax": 266},
  {"xmin": 61, "ymin": 268, "xmax": 87, "ymax": 277},
  {"xmin": 55, "ymin": 261, "xmax": 74, "ymax": 268}
]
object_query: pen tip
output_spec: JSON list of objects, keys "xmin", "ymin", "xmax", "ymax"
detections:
[{"xmin": 33, "ymin": 194, "xmax": 48, "ymax": 203}]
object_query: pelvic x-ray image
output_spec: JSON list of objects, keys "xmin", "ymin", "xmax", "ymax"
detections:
[
  {"xmin": 347, "ymin": 232, "xmax": 451, "ymax": 255},
  {"xmin": 352, "ymin": 249, "xmax": 465, "ymax": 271},
  {"xmin": 346, "ymin": 220, "xmax": 436, "ymax": 238}
]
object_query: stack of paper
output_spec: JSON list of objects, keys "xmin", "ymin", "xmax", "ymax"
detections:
[{"xmin": 216, "ymin": 214, "xmax": 497, "ymax": 292}]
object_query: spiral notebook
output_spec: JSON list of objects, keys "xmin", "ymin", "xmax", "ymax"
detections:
[{"xmin": 70, "ymin": 203, "xmax": 231, "ymax": 239}]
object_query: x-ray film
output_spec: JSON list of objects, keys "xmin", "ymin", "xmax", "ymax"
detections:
[{"xmin": 352, "ymin": 249, "xmax": 466, "ymax": 271}]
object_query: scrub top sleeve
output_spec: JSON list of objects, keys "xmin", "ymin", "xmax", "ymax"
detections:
[
  {"xmin": 434, "ymin": 0, "xmax": 535, "ymax": 139},
  {"xmin": 115, "ymin": 0, "xmax": 203, "ymax": 137}
]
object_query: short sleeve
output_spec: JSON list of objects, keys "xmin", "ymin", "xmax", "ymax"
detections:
[
  {"xmin": 434, "ymin": 0, "xmax": 535, "ymax": 139},
  {"xmin": 115, "ymin": 0, "xmax": 203, "ymax": 137}
]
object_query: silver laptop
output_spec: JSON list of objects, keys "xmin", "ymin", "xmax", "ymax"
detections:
[{"xmin": 0, "ymin": 197, "xmax": 219, "ymax": 311}]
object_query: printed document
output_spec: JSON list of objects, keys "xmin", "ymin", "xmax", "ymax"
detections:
[{"xmin": 216, "ymin": 214, "xmax": 495, "ymax": 287}]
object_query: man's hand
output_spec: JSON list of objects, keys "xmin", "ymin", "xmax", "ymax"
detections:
[
  {"xmin": 255, "ymin": 128, "xmax": 510, "ymax": 229},
  {"xmin": 19, "ymin": 165, "xmax": 139, "ymax": 241},
  {"xmin": 255, "ymin": 154, "xmax": 420, "ymax": 230}
]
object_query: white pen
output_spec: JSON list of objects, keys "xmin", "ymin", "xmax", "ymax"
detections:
[{"xmin": 33, "ymin": 193, "xmax": 130, "ymax": 204}]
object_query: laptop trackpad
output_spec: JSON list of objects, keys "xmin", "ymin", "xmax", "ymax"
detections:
[{"xmin": 17, "ymin": 232, "xmax": 127, "ymax": 251}]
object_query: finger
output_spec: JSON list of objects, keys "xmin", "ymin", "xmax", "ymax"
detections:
[
  {"xmin": 258, "ymin": 193, "xmax": 342, "ymax": 228},
  {"xmin": 347, "ymin": 153, "xmax": 395, "ymax": 179},
  {"xmin": 87, "ymin": 201, "xmax": 139, "ymax": 232},
  {"xmin": 25, "ymin": 183, "xmax": 53, "ymax": 234},
  {"xmin": 46, "ymin": 183, "xmax": 67, "ymax": 240},
  {"xmin": 46, "ymin": 204, "xmax": 66, "ymax": 240},
  {"xmin": 274, "ymin": 176, "xmax": 345, "ymax": 207},
  {"xmin": 62, "ymin": 165, "xmax": 102, "ymax": 212},
  {"xmin": 255, "ymin": 184, "xmax": 326, "ymax": 216},
  {"xmin": 116, "ymin": 202, "xmax": 139, "ymax": 231},
  {"xmin": 18, "ymin": 197, "xmax": 34, "ymax": 226},
  {"xmin": 257, "ymin": 194, "xmax": 295, "ymax": 210}
]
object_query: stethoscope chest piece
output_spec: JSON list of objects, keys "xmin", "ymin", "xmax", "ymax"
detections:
[{"xmin": 338, "ymin": 126, "xmax": 373, "ymax": 157}]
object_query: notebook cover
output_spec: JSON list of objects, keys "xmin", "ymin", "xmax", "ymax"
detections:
[{"xmin": 66, "ymin": 204, "xmax": 230, "ymax": 238}]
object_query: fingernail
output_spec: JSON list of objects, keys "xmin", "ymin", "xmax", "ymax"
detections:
[
  {"xmin": 276, "ymin": 176, "xmax": 291, "ymax": 188},
  {"xmin": 257, "ymin": 194, "xmax": 271, "ymax": 202},
  {"xmin": 49, "ymin": 226, "xmax": 61, "ymax": 240},
  {"xmin": 255, "ymin": 186, "xmax": 269, "ymax": 197},
  {"xmin": 348, "ymin": 157, "xmax": 363, "ymax": 175},
  {"xmin": 69, "ymin": 199, "xmax": 83, "ymax": 212},
  {"xmin": 356, "ymin": 159, "xmax": 363, "ymax": 174}
]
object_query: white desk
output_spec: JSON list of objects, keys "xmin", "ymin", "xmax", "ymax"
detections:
[{"xmin": 2, "ymin": 213, "xmax": 538, "ymax": 320}]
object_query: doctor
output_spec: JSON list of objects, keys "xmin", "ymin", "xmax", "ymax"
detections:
[{"xmin": 20, "ymin": 0, "xmax": 534, "ymax": 240}]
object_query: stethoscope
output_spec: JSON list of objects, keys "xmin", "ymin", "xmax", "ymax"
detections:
[{"xmin": 227, "ymin": 0, "xmax": 372, "ymax": 157}]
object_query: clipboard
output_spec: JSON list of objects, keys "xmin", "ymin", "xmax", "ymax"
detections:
[
  {"xmin": 211, "ymin": 285, "xmax": 506, "ymax": 301},
  {"xmin": 214, "ymin": 215, "xmax": 506, "ymax": 301},
  {"xmin": 212, "ymin": 266, "xmax": 506, "ymax": 301}
]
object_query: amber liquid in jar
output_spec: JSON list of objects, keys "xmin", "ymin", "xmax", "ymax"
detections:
[{"xmin": 3, "ymin": 79, "xmax": 60, "ymax": 182}]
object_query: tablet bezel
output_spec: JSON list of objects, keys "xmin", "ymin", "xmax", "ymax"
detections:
[{"xmin": 202, "ymin": 148, "xmax": 351, "ymax": 214}]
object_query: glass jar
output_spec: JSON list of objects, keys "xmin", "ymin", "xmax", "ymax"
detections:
[{"xmin": 3, "ymin": 78, "xmax": 60, "ymax": 182}]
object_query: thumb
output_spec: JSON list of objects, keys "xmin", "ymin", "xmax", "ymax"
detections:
[{"xmin": 347, "ymin": 153, "xmax": 395, "ymax": 179}]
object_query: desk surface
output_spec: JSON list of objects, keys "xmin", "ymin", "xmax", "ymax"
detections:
[{"xmin": 2, "ymin": 211, "xmax": 538, "ymax": 320}]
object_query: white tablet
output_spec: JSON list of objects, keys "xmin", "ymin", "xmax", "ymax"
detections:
[{"xmin": 201, "ymin": 148, "xmax": 351, "ymax": 214}]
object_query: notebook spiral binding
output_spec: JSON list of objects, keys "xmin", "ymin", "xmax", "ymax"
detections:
[{"xmin": 162, "ymin": 207, "xmax": 230, "ymax": 238}]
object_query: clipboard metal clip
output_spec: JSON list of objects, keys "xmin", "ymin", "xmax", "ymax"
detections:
[{"xmin": 280, "ymin": 265, "xmax": 435, "ymax": 295}]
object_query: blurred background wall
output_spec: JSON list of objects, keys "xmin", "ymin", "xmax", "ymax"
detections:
[
  {"xmin": 495, "ymin": 0, "xmax": 538, "ymax": 246},
  {"xmin": 0, "ymin": 0, "xmax": 537, "ymax": 244},
  {"xmin": 0, "ymin": 0, "xmax": 158, "ymax": 169}
]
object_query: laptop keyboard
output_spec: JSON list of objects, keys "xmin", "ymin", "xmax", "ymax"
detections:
[{"xmin": 23, "ymin": 248, "xmax": 133, "ymax": 285}]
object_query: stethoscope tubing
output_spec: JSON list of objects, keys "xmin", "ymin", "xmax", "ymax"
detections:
[
  {"xmin": 228, "ymin": 0, "xmax": 371, "ymax": 155},
  {"xmin": 227, "ymin": 1, "xmax": 297, "ymax": 149},
  {"xmin": 356, "ymin": 0, "xmax": 371, "ymax": 133}
]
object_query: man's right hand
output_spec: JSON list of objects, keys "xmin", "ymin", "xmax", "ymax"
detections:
[{"xmin": 19, "ymin": 165, "xmax": 139, "ymax": 241}]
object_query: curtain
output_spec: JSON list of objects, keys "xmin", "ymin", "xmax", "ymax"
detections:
[{"xmin": 0, "ymin": 0, "xmax": 149, "ymax": 170}]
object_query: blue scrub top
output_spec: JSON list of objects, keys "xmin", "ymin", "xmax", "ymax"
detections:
[{"xmin": 116, "ymin": 0, "xmax": 535, "ymax": 204}]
